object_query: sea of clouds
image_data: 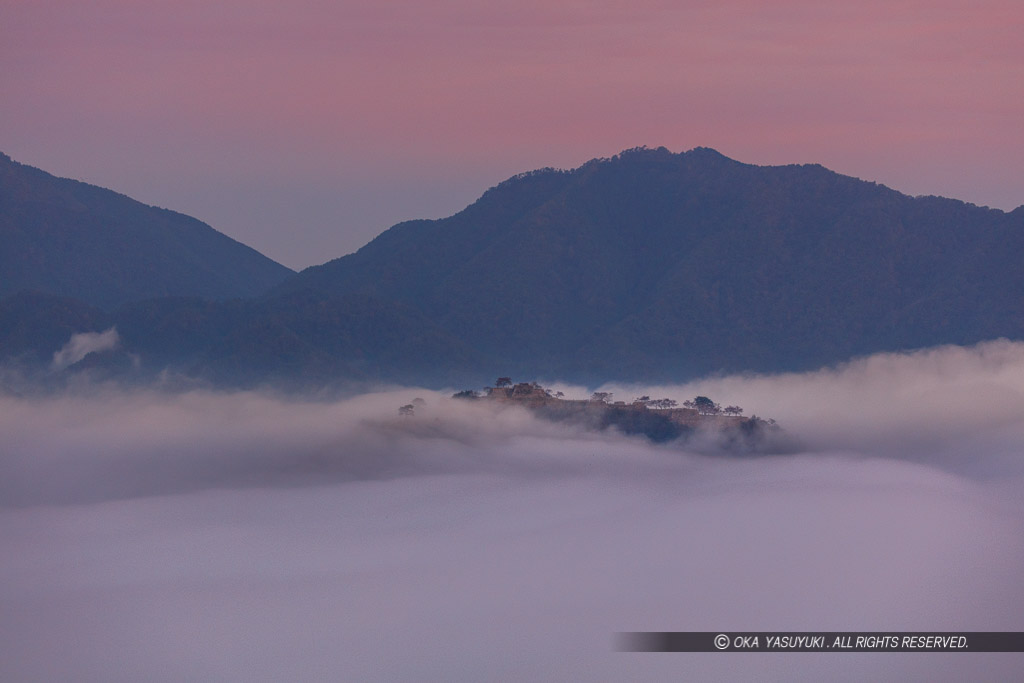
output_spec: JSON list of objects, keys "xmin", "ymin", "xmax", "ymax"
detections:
[{"xmin": 3, "ymin": 341, "xmax": 1024, "ymax": 681}]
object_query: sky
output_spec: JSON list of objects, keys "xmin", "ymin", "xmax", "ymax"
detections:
[
  {"xmin": 2, "ymin": 0, "xmax": 1022, "ymax": 269},
  {"xmin": 4, "ymin": 341, "xmax": 1024, "ymax": 680}
]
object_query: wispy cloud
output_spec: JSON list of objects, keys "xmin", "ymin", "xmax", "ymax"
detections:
[{"xmin": 50, "ymin": 327, "xmax": 120, "ymax": 371}]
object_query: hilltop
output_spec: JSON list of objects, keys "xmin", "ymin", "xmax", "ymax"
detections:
[
  {"xmin": 446, "ymin": 379, "xmax": 778, "ymax": 450},
  {"xmin": 0, "ymin": 152, "xmax": 293, "ymax": 309}
]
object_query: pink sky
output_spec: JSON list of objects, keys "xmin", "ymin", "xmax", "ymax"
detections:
[{"xmin": 2, "ymin": 0, "xmax": 1022, "ymax": 268}]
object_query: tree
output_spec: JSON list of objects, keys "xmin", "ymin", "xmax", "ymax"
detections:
[
  {"xmin": 693, "ymin": 396, "xmax": 720, "ymax": 415},
  {"xmin": 496, "ymin": 377, "xmax": 512, "ymax": 387},
  {"xmin": 591, "ymin": 391, "xmax": 613, "ymax": 403},
  {"xmin": 554, "ymin": 391, "xmax": 565, "ymax": 398},
  {"xmin": 723, "ymin": 405, "xmax": 743, "ymax": 416},
  {"xmin": 398, "ymin": 404, "xmax": 415, "ymax": 416},
  {"xmin": 452, "ymin": 389, "xmax": 479, "ymax": 399},
  {"xmin": 634, "ymin": 395, "xmax": 651, "ymax": 405},
  {"xmin": 650, "ymin": 398, "xmax": 678, "ymax": 409}
]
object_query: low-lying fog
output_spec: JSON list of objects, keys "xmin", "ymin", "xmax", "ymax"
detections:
[{"xmin": 3, "ymin": 341, "xmax": 1024, "ymax": 681}]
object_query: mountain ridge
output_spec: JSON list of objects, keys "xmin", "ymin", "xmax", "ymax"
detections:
[
  {"xmin": 0, "ymin": 152, "xmax": 294, "ymax": 309},
  {"xmin": 273, "ymin": 146, "xmax": 1023, "ymax": 382},
  {"xmin": 3, "ymin": 146, "xmax": 1022, "ymax": 388}
]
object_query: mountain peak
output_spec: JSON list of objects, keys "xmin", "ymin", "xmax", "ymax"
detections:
[
  {"xmin": 684, "ymin": 146, "xmax": 728, "ymax": 159},
  {"xmin": 275, "ymin": 145, "xmax": 1024, "ymax": 383}
]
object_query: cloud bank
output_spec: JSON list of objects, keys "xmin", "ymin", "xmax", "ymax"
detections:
[{"xmin": 3, "ymin": 341, "xmax": 1024, "ymax": 680}]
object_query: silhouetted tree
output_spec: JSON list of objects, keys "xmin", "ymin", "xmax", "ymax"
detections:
[
  {"xmin": 452, "ymin": 389, "xmax": 479, "ymax": 399},
  {"xmin": 693, "ymin": 396, "xmax": 720, "ymax": 415},
  {"xmin": 398, "ymin": 404, "xmax": 415, "ymax": 416},
  {"xmin": 591, "ymin": 391, "xmax": 613, "ymax": 403},
  {"xmin": 723, "ymin": 405, "xmax": 743, "ymax": 416},
  {"xmin": 496, "ymin": 377, "xmax": 512, "ymax": 387}
]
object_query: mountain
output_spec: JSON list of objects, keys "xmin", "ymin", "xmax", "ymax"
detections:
[
  {"xmin": 0, "ymin": 291, "xmax": 110, "ymax": 365},
  {"xmin": 0, "ymin": 152, "xmax": 293, "ymax": 309},
  {"xmin": 4, "ymin": 146, "xmax": 1023, "ymax": 389},
  {"xmin": 0, "ymin": 288, "xmax": 482, "ymax": 389},
  {"xmin": 110, "ymin": 290, "xmax": 483, "ymax": 388},
  {"xmin": 278, "ymin": 146, "xmax": 1024, "ymax": 382}
]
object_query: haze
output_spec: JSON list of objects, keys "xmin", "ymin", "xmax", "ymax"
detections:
[{"xmin": 3, "ymin": 342, "xmax": 1024, "ymax": 680}]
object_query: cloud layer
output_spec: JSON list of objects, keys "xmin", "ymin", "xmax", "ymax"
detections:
[{"xmin": 3, "ymin": 341, "xmax": 1024, "ymax": 680}]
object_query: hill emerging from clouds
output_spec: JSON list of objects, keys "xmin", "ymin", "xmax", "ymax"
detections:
[
  {"xmin": 0, "ymin": 152, "xmax": 293, "ymax": 309},
  {"xmin": 277, "ymin": 146, "xmax": 1024, "ymax": 383}
]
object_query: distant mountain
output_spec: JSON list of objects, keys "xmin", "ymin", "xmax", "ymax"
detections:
[
  {"xmin": 278, "ymin": 146, "xmax": 1024, "ymax": 382},
  {"xmin": 0, "ymin": 288, "xmax": 483, "ymax": 389},
  {"xmin": 110, "ymin": 290, "xmax": 483, "ymax": 388},
  {"xmin": 5, "ymin": 146, "xmax": 1024, "ymax": 389},
  {"xmin": 0, "ymin": 152, "xmax": 293, "ymax": 309},
  {"xmin": 0, "ymin": 291, "xmax": 110, "ymax": 365}
]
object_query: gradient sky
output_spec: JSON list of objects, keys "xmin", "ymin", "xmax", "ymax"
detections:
[{"xmin": 2, "ymin": 0, "xmax": 1022, "ymax": 269}]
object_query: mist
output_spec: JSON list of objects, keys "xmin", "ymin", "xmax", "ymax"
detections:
[
  {"xmin": 50, "ymin": 327, "xmax": 120, "ymax": 371},
  {"xmin": 3, "ymin": 342, "xmax": 1024, "ymax": 681}
]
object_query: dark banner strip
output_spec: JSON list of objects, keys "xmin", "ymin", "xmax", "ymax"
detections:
[{"xmin": 617, "ymin": 632, "xmax": 1024, "ymax": 653}]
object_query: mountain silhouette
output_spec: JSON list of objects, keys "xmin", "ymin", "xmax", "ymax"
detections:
[
  {"xmin": 4, "ymin": 147, "xmax": 1023, "ymax": 387},
  {"xmin": 277, "ymin": 146, "xmax": 1024, "ymax": 382},
  {"xmin": 0, "ymin": 152, "xmax": 293, "ymax": 309}
]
